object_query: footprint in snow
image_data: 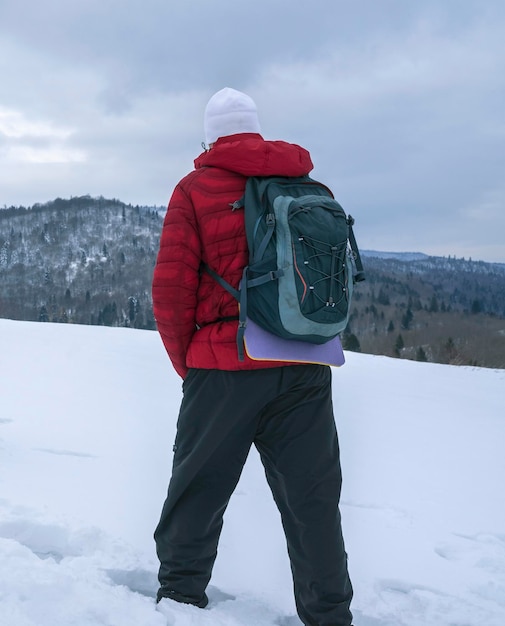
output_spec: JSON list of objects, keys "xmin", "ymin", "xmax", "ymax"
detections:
[
  {"xmin": 105, "ymin": 568, "xmax": 159, "ymax": 598},
  {"xmin": 206, "ymin": 585, "xmax": 236, "ymax": 606},
  {"xmin": 104, "ymin": 570, "xmax": 237, "ymax": 607},
  {"xmin": 0, "ymin": 518, "xmax": 104, "ymax": 562}
]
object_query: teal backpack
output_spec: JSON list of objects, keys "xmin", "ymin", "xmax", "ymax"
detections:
[{"xmin": 205, "ymin": 175, "xmax": 365, "ymax": 360}]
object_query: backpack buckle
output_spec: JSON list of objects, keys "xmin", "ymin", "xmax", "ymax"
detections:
[{"xmin": 270, "ymin": 269, "xmax": 284, "ymax": 281}]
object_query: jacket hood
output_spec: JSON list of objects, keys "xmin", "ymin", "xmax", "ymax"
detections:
[{"xmin": 194, "ymin": 133, "xmax": 313, "ymax": 177}]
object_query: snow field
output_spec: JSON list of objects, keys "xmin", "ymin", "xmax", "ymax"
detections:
[{"xmin": 0, "ymin": 319, "xmax": 504, "ymax": 625}]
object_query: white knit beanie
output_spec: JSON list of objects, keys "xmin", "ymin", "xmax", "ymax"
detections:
[{"xmin": 204, "ymin": 87, "xmax": 261, "ymax": 145}]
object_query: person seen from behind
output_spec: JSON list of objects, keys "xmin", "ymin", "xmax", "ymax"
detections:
[{"xmin": 152, "ymin": 87, "xmax": 354, "ymax": 626}]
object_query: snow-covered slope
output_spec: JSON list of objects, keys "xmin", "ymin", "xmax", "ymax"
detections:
[{"xmin": 0, "ymin": 319, "xmax": 504, "ymax": 626}]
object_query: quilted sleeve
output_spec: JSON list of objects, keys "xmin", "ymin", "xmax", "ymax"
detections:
[{"xmin": 152, "ymin": 182, "xmax": 201, "ymax": 378}]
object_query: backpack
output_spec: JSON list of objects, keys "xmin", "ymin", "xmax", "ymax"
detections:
[{"xmin": 205, "ymin": 175, "xmax": 365, "ymax": 360}]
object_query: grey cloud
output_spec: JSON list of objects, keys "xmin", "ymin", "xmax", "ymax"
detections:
[
  {"xmin": 3, "ymin": 1, "xmax": 498, "ymax": 97},
  {"xmin": 0, "ymin": 0, "xmax": 504, "ymax": 261}
]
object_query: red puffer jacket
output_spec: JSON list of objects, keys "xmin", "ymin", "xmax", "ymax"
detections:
[{"xmin": 152, "ymin": 133, "xmax": 314, "ymax": 378}]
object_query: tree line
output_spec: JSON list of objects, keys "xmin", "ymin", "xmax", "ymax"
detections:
[{"xmin": 1, "ymin": 196, "xmax": 504, "ymax": 368}]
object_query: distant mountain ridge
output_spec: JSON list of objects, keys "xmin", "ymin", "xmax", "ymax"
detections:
[
  {"xmin": 1, "ymin": 196, "xmax": 504, "ymax": 368},
  {"xmin": 362, "ymin": 249, "xmax": 505, "ymax": 270},
  {"xmin": 362, "ymin": 250, "xmax": 430, "ymax": 262}
]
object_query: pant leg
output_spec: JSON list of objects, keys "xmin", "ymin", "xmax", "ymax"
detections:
[
  {"xmin": 154, "ymin": 367, "xmax": 279, "ymax": 603},
  {"xmin": 254, "ymin": 365, "xmax": 353, "ymax": 626}
]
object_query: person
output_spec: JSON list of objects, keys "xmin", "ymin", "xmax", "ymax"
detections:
[{"xmin": 152, "ymin": 87, "xmax": 354, "ymax": 626}]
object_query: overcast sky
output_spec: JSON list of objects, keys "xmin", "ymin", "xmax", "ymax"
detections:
[{"xmin": 1, "ymin": 0, "xmax": 504, "ymax": 261}]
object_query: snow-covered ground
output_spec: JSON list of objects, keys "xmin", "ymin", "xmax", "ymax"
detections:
[{"xmin": 0, "ymin": 318, "xmax": 504, "ymax": 626}]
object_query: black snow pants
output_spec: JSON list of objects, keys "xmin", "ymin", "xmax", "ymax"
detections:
[{"xmin": 154, "ymin": 364, "xmax": 353, "ymax": 626}]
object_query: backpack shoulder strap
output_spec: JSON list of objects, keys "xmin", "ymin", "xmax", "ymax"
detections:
[{"xmin": 202, "ymin": 263, "xmax": 240, "ymax": 300}]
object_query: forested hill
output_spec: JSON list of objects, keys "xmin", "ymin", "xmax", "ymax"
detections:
[
  {"xmin": 1, "ymin": 196, "xmax": 504, "ymax": 368},
  {"xmin": 350, "ymin": 252, "xmax": 505, "ymax": 368},
  {"xmin": 0, "ymin": 196, "xmax": 164, "ymax": 330}
]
